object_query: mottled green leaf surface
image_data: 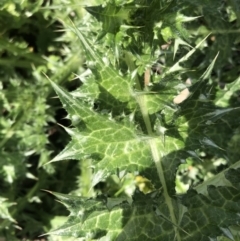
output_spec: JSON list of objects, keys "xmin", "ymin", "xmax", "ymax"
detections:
[
  {"xmin": 85, "ymin": 3, "xmax": 132, "ymax": 38},
  {"xmin": 48, "ymin": 165, "xmax": 240, "ymax": 240},
  {"xmin": 48, "ymin": 79, "xmax": 157, "ymax": 186},
  {"xmin": 48, "ymin": 0, "xmax": 240, "ymax": 240},
  {"xmin": 71, "ymin": 25, "xmax": 135, "ymax": 113}
]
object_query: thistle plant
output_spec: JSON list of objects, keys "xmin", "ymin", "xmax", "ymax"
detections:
[{"xmin": 46, "ymin": 0, "xmax": 240, "ymax": 240}]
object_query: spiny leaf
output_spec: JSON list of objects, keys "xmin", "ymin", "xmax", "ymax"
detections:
[
  {"xmin": 47, "ymin": 48, "xmax": 240, "ymax": 241},
  {"xmin": 163, "ymin": 34, "xmax": 211, "ymax": 75},
  {"xmin": 48, "ymin": 167, "xmax": 240, "ymax": 240},
  {"xmin": 47, "ymin": 79, "xmax": 158, "ymax": 186},
  {"xmin": 47, "ymin": 191, "xmax": 181, "ymax": 240},
  {"xmin": 70, "ymin": 23, "xmax": 136, "ymax": 113},
  {"xmin": 143, "ymin": 38, "xmax": 211, "ymax": 115},
  {"xmin": 215, "ymin": 76, "xmax": 240, "ymax": 107},
  {"xmin": 201, "ymin": 52, "xmax": 219, "ymax": 80},
  {"xmin": 160, "ymin": 12, "xmax": 198, "ymax": 42},
  {"xmin": 85, "ymin": 3, "xmax": 132, "ymax": 38},
  {"xmin": 0, "ymin": 198, "xmax": 16, "ymax": 223},
  {"xmin": 194, "ymin": 160, "xmax": 240, "ymax": 195},
  {"xmin": 180, "ymin": 166, "xmax": 240, "ymax": 240},
  {"xmin": 47, "ymin": 1, "xmax": 240, "ymax": 240}
]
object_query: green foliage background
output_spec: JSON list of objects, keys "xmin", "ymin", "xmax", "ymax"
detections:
[
  {"xmin": 0, "ymin": 0, "xmax": 97, "ymax": 240},
  {"xmin": 0, "ymin": 0, "xmax": 240, "ymax": 241}
]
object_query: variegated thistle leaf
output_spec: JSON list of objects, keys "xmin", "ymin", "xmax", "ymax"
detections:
[
  {"xmin": 85, "ymin": 3, "xmax": 132, "ymax": 39},
  {"xmin": 48, "ymin": 79, "xmax": 157, "ymax": 186},
  {"xmin": 47, "ymin": 1, "xmax": 240, "ymax": 240},
  {"xmin": 46, "ymin": 164, "xmax": 240, "ymax": 240},
  {"xmin": 47, "ymin": 37, "xmax": 240, "ymax": 240}
]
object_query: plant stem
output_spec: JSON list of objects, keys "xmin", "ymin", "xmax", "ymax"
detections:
[
  {"xmin": 80, "ymin": 159, "xmax": 94, "ymax": 197},
  {"xmin": 136, "ymin": 95, "xmax": 181, "ymax": 240},
  {"xmin": 123, "ymin": 51, "xmax": 142, "ymax": 91},
  {"xmin": 136, "ymin": 95, "xmax": 153, "ymax": 135},
  {"xmin": 148, "ymin": 138, "xmax": 181, "ymax": 241}
]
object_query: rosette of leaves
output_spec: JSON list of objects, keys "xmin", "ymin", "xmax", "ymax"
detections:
[{"xmin": 46, "ymin": 0, "xmax": 240, "ymax": 240}]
